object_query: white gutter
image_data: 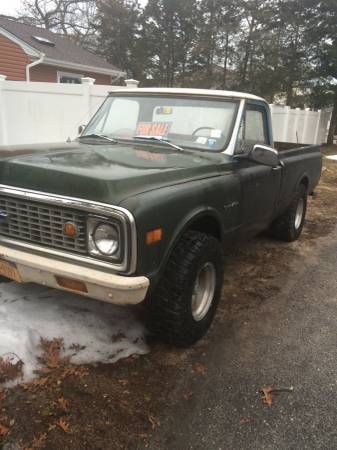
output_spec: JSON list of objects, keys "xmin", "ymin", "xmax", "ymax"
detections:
[
  {"xmin": 26, "ymin": 53, "xmax": 45, "ymax": 82},
  {"xmin": 43, "ymin": 57, "xmax": 126, "ymax": 78}
]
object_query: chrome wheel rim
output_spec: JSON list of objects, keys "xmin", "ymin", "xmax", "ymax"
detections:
[
  {"xmin": 192, "ymin": 262, "xmax": 216, "ymax": 322},
  {"xmin": 295, "ymin": 198, "xmax": 304, "ymax": 230}
]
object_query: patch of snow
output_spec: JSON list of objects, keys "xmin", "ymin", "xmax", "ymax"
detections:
[
  {"xmin": 0, "ymin": 283, "xmax": 149, "ymax": 384},
  {"xmin": 326, "ymin": 155, "xmax": 337, "ymax": 161}
]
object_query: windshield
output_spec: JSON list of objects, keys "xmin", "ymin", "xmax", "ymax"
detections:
[{"xmin": 82, "ymin": 95, "xmax": 239, "ymax": 152}]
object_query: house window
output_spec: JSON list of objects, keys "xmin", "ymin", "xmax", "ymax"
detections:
[{"xmin": 57, "ymin": 71, "xmax": 83, "ymax": 84}]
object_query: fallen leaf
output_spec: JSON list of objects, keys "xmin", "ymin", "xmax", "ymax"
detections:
[
  {"xmin": 194, "ymin": 363, "xmax": 206, "ymax": 375},
  {"xmin": 148, "ymin": 415, "xmax": 160, "ymax": 430},
  {"xmin": 260, "ymin": 385, "xmax": 294, "ymax": 406},
  {"xmin": 31, "ymin": 432, "xmax": 48, "ymax": 449},
  {"xmin": 0, "ymin": 353, "xmax": 24, "ymax": 383},
  {"xmin": 56, "ymin": 417, "xmax": 71, "ymax": 434},
  {"xmin": 183, "ymin": 391, "xmax": 193, "ymax": 400},
  {"xmin": 39, "ymin": 338, "xmax": 64, "ymax": 369},
  {"xmin": 117, "ymin": 379, "xmax": 129, "ymax": 386},
  {"xmin": 261, "ymin": 386, "xmax": 274, "ymax": 407},
  {"xmin": 240, "ymin": 417, "xmax": 252, "ymax": 425},
  {"xmin": 57, "ymin": 397, "xmax": 69, "ymax": 412},
  {"xmin": 21, "ymin": 364, "xmax": 88, "ymax": 392},
  {"xmin": 0, "ymin": 423, "xmax": 9, "ymax": 436}
]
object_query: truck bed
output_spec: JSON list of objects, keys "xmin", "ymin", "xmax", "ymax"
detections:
[
  {"xmin": 275, "ymin": 142, "xmax": 315, "ymax": 151},
  {"xmin": 275, "ymin": 143, "xmax": 322, "ymax": 213}
]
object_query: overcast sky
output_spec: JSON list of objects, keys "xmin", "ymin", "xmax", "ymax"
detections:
[
  {"xmin": 0, "ymin": 0, "xmax": 148, "ymax": 16},
  {"xmin": 0, "ymin": 0, "xmax": 22, "ymax": 16}
]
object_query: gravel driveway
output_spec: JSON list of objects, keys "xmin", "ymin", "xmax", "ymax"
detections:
[{"xmin": 149, "ymin": 220, "xmax": 337, "ymax": 450}]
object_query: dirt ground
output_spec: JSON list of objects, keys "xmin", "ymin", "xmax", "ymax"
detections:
[{"xmin": 1, "ymin": 145, "xmax": 337, "ymax": 450}]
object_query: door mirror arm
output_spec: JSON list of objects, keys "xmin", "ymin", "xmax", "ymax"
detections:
[
  {"xmin": 78, "ymin": 124, "xmax": 86, "ymax": 135},
  {"xmin": 233, "ymin": 152, "xmax": 247, "ymax": 161}
]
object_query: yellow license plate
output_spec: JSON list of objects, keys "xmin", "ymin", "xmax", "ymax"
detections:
[{"xmin": 0, "ymin": 259, "xmax": 22, "ymax": 283}]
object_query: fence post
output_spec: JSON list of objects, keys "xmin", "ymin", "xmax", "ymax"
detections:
[
  {"xmin": 282, "ymin": 106, "xmax": 291, "ymax": 142},
  {"xmin": 300, "ymin": 108, "xmax": 310, "ymax": 145},
  {"xmin": 0, "ymin": 75, "xmax": 8, "ymax": 145},
  {"xmin": 125, "ymin": 79, "xmax": 139, "ymax": 88},
  {"xmin": 81, "ymin": 77, "xmax": 96, "ymax": 126},
  {"xmin": 313, "ymin": 109, "xmax": 322, "ymax": 145}
]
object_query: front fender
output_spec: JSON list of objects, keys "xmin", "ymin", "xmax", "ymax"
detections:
[{"xmin": 120, "ymin": 173, "xmax": 240, "ymax": 286}]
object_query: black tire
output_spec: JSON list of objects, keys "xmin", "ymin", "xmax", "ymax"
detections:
[
  {"xmin": 146, "ymin": 231, "xmax": 224, "ymax": 347},
  {"xmin": 269, "ymin": 183, "xmax": 307, "ymax": 242}
]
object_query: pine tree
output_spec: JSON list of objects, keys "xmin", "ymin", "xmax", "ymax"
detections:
[
  {"xmin": 140, "ymin": 0, "xmax": 199, "ymax": 86},
  {"xmin": 305, "ymin": 0, "xmax": 337, "ymax": 144},
  {"xmin": 96, "ymin": 0, "xmax": 142, "ymax": 78}
]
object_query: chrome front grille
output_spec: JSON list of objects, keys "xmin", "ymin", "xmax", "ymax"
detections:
[{"xmin": 0, "ymin": 195, "xmax": 87, "ymax": 254}]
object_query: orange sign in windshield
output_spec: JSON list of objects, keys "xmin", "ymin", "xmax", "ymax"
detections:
[{"xmin": 136, "ymin": 122, "xmax": 171, "ymax": 137}]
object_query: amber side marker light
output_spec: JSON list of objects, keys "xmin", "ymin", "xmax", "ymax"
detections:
[
  {"xmin": 56, "ymin": 276, "xmax": 88, "ymax": 293},
  {"xmin": 146, "ymin": 228, "xmax": 163, "ymax": 245}
]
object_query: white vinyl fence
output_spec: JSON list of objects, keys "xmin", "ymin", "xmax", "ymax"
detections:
[
  {"xmin": 0, "ymin": 75, "xmax": 119, "ymax": 146},
  {"xmin": 270, "ymin": 104, "xmax": 331, "ymax": 146},
  {"xmin": 0, "ymin": 75, "xmax": 332, "ymax": 147}
]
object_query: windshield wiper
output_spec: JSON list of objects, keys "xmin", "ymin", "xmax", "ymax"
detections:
[
  {"xmin": 79, "ymin": 133, "xmax": 118, "ymax": 143},
  {"xmin": 133, "ymin": 136, "xmax": 184, "ymax": 152}
]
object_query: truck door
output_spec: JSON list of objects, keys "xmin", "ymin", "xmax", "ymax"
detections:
[{"xmin": 234, "ymin": 102, "xmax": 282, "ymax": 232}]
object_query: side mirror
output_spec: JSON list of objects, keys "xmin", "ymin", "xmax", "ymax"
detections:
[
  {"xmin": 78, "ymin": 124, "xmax": 86, "ymax": 135},
  {"xmin": 249, "ymin": 144, "xmax": 279, "ymax": 167}
]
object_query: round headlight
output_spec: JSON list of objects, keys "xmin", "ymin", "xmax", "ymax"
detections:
[{"xmin": 93, "ymin": 223, "xmax": 119, "ymax": 256}]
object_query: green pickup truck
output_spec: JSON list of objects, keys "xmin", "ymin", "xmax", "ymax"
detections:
[{"xmin": 0, "ymin": 88, "xmax": 322, "ymax": 346}]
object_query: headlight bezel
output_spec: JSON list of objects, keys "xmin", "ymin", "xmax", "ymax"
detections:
[{"xmin": 87, "ymin": 215, "xmax": 125, "ymax": 264}]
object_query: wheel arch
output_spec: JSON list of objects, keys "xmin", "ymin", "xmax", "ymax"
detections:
[
  {"xmin": 152, "ymin": 208, "xmax": 224, "ymax": 288},
  {"xmin": 298, "ymin": 174, "xmax": 309, "ymax": 191},
  {"xmin": 173, "ymin": 207, "xmax": 224, "ymax": 244}
]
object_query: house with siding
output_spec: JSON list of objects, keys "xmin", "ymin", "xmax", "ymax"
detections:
[{"xmin": 0, "ymin": 16, "xmax": 125, "ymax": 84}]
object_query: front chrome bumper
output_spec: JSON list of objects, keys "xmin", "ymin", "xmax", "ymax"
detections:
[{"xmin": 0, "ymin": 244, "xmax": 149, "ymax": 305}]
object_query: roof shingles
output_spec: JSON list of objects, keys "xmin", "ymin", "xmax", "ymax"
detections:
[{"xmin": 0, "ymin": 16, "xmax": 120, "ymax": 73}]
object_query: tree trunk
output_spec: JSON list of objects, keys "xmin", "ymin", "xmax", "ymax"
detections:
[
  {"xmin": 223, "ymin": 32, "xmax": 229, "ymax": 89},
  {"xmin": 241, "ymin": 18, "xmax": 255, "ymax": 85},
  {"xmin": 286, "ymin": 83, "xmax": 294, "ymax": 106},
  {"xmin": 327, "ymin": 89, "xmax": 337, "ymax": 145}
]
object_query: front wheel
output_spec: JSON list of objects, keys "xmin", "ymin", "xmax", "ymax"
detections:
[
  {"xmin": 146, "ymin": 231, "xmax": 224, "ymax": 347},
  {"xmin": 269, "ymin": 184, "xmax": 307, "ymax": 242}
]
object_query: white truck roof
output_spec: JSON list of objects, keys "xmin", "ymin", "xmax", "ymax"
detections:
[{"xmin": 112, "ymin": 87, "xmax": 266, "ymax": 102}]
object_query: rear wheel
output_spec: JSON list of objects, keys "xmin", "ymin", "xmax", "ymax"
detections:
[
  {"xmin": 269, "ymin": 184, "xmax": 307, "ymax": 242},
  {"xmin": 146, "ymin": 231, "xmax": 224, "ymax": 347}
]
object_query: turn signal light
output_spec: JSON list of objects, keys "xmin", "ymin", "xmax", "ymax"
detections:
[
  {"xmin": 146, "ymin": 228, "xmax": 163, "ymax": 245},
  {"xmin": 56, "ymin": 276, "xmax": 88, "ymax": 293},
  {"xmin": 64, "ymin": 222, "xmax": 78, "ymax": 237}
]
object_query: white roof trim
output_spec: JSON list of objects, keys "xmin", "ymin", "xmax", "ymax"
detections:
[
  {"xmin": 43, "ymin": 57, "xmax": 126, "ymax": 78},
  {"xmin": 0, "ymin": 26, "xmax": 41, "ymax": 58},
  {"xmin": 111, "ymin": 87, "xmax": 266, "ymax": 102}
]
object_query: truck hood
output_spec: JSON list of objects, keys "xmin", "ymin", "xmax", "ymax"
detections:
[{"xmin": 0, "ymin": 141, "xmax": 230, "ymax": 205}]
